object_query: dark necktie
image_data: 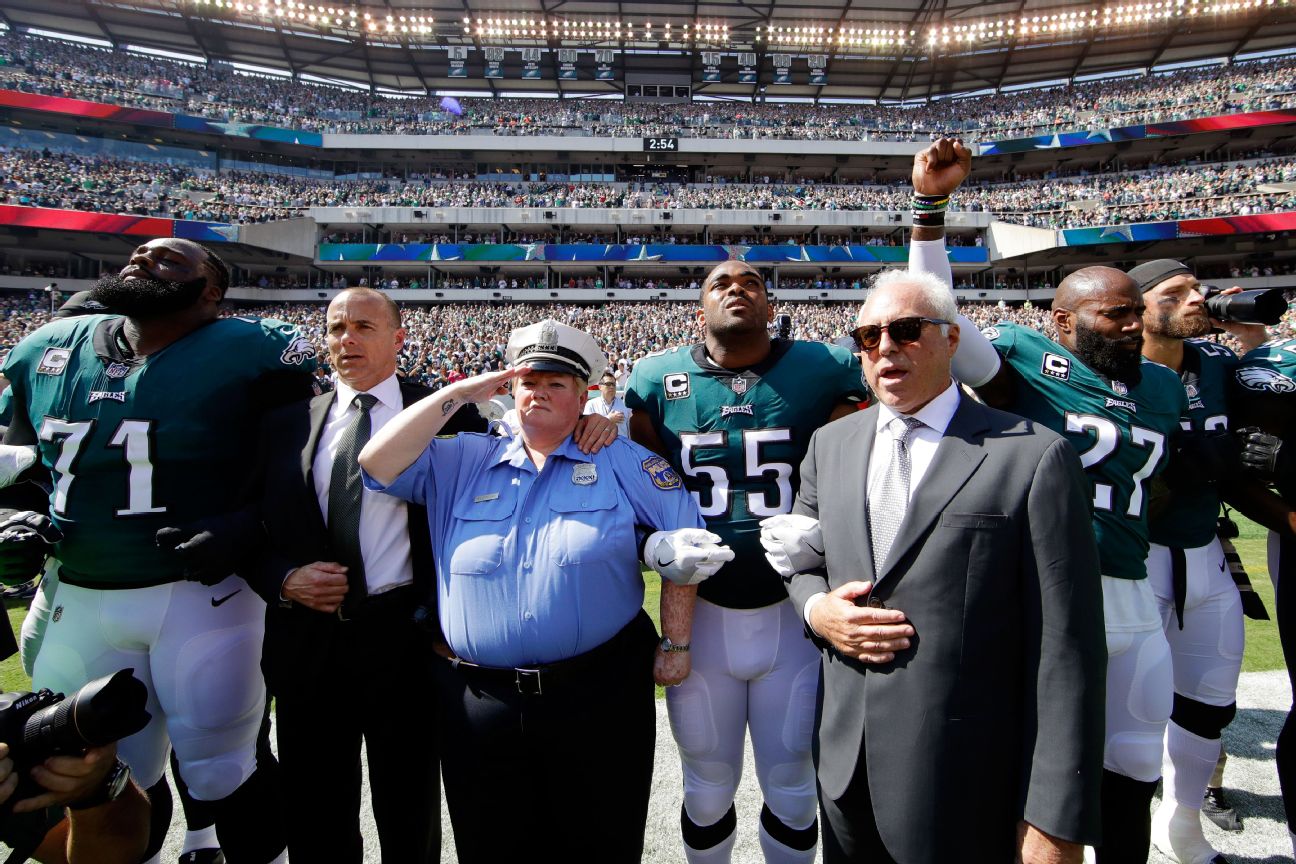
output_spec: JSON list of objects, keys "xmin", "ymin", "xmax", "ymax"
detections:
[{"xmin": 328, "ymin": 392, "xmax": 379, "ymax": 607}]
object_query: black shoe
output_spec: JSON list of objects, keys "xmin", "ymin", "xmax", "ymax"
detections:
[
  {"xmin": 178, "ymin": 851, "xmax": 225, "ymax": 864},
  {"xmin": 1202, "ymin": 786, "xmax": 1243, "ymax": 832}
]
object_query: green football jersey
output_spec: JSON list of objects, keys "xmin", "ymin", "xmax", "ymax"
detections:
[
  {"xmin": 3, "ymin": 314, "xmax": 317, "ymax": 588},
  {"xmin": 1149, "ymin": 338, "xmax": 1237, "ymax": 549},
  {"xmin": 1235, "ymin": 337, "xmax": 1296, "ymax": 503},
  {"xmin": 986, "ymin": 323, "xmax": 1186, "ymax": 580},
  {"xmin": 626, "ymin": 339, "xmax": 867, "ymax": 609}
]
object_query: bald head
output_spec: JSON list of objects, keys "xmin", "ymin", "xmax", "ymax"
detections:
[{"xmin": 1054, "ymin": 266, "xmax": 1137, "ymax": 312}]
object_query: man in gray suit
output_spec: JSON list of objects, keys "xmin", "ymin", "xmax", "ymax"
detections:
[{"xmin": 765, "ymin": 269, "xmax": 1106, "ymax": 863}]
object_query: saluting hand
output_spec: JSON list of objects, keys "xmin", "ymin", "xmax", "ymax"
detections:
[
  {"xmin": 912, "ymin": 137, "xmax": 972, "ymax": 197},
  {"xmin": 282, "ymin": 561, "xmax": 349, "ymax": 613},
  {"xmin": 445, "ymin": 365, "xmax": 534, "ymax": 406},
  {"xmin": 808, "ymin": 581, "xmax": 913, "ymax": 664}
]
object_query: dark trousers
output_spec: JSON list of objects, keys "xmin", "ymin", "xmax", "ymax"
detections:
[
  {"xmin": 435, "ymin": 610, "xmax": 658, "ymax": 864},
  {"xmin": 273, "ymin": 597, "xmax": 439, "ymax": 864},
  {"xmin": 1278, "ymin": 533, "xmax": 1296, "ymax": 824},
  {"xmin": 819, "ymin": 764, "xmax": 897, "ymax": 864}
]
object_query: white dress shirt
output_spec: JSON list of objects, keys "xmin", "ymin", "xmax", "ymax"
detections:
[
  {"xmin": 583, "ymin": 393, "xmax": 632, "ymax": 437},
  {"xmin": 804, "ymin": 380, "xmax": 962, "ymax": 628},
  {"xmin": 866, "ymin": 379, "xmax": 962, "ymax": 508},
  {"xmin": 313, "ymin": 373, "xmax": 414, "ymax": 595}
]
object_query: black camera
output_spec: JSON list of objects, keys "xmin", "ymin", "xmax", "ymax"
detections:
[
  {"xmin": 0, "ymin": 669, "xmax": 149, "ymax": 776},
  {"xmin": 775, "ymin": 314, "xmax": 793, "ymax": 340},
  {"xmin": 1202, "ymin": 285, "xmax": 1287, "ymax": 326}
]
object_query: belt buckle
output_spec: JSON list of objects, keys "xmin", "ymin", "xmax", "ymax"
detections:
[{"xmin": 515, "ymin": 667, "xmax": 542, "ymax": 695}]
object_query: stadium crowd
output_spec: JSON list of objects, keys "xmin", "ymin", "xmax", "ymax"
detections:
[
  {"xmin": 3, "ymin": 145, "xmax": 1295, "ymax": 229},
  {"xmin": 2, "ymin": 291, "xmax": 1287, "ymax": 389},
  {"xmin": 2, "ymin": 31, "xmax": 1295, "ymax": 142}
]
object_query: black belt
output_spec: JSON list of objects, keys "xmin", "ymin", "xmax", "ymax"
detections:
[{"xmin": 448, "ymin": 610, "xmax": 652, "ymax": 696}]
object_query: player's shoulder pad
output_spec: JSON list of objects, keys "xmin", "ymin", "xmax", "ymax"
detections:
[
  {"xmin": 788, "ymin": 338, "xmax": 856, "ymax": 368},
  {"xmin": 3, "ymin": 315, "xmax": 103, "ymax": 373},
  {"xmin": 1186, "ymin": 337, "xmax": 1238, "ymax": 361},
  {"xmin": 235, "ymin": 316, "xmax": 318, "ymax": 368}
]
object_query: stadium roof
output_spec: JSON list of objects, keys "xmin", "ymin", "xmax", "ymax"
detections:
[{"xmin": 4, "ymin": 0, "xmax": 1296, "ymax": 101}]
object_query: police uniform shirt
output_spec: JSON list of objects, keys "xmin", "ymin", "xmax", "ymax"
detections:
[
  {"xmin": 364, "ymin": 432, "xmax": 704, "ymax": 668},
  {"xmin": 314, "ymin": 373, "xmax": 414, "ymax": 595}
]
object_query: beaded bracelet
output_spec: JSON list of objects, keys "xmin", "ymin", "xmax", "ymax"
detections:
[{"xmin": 912, "ymin": 193, "xmax": 949, "ymax": 227}]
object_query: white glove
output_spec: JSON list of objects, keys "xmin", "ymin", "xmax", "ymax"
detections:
[
  {"xmin": 0, "ymin": 445, "xmax": 36, "ymax": 489},
  {"xmin": 643, "ymin": 528, "xmax": 734, "ymax": 586},
  {"xmin": 758, "ymin": 514, "xmax": 825, "ymax": 577}
]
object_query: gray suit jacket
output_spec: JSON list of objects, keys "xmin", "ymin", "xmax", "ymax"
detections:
[{"xmin": 785, "ymin": 393, "xmax": 1106, "ymax": 863}]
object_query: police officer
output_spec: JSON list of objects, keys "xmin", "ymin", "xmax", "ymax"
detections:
[{"xmin": 358, "ymin": 319, "xmax": 733, "ymax": 864}]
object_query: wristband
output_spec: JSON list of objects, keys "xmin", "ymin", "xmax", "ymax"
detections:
[{"xmin": 912, "ymin": 193, "xmax": 949, "ymax": 227}]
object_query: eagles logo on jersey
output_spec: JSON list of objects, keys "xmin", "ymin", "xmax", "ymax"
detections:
[
  {"xmin": 1237, "ymin": 365, "xmax": 1296, "ymax": 394},
  {"xmin": 626, "ymin": 339, "xmax": 866, "ymax": 609}
]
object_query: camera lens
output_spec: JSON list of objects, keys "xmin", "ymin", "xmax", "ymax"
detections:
[
  {"xmin": 19, "ymin": 670, "xmax": 150, "ymax": 765},
  {"xmin": 1203, "ymin": 287, "xmax": 1287, "ymax": 326}
]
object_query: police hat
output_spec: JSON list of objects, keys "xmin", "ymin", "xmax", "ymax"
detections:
[{"xmin": 506, "ymin": 319, "xmax": 607, "ymax": 385}]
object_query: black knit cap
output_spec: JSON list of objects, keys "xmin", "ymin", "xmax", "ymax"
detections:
[{"xmin": 1127, "ymin": 259, "xmax": 1193, "ymax": 293}]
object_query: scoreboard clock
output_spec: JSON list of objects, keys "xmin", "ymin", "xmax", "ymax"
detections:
[{"xmin": 643, "ymin": 137, "xmax": 679, "ymax": 152}]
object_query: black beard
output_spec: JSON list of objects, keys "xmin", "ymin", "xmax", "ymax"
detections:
[
  {"xmin": 1150, "ymin": 308, "xmax": 1210, "ymax": 339},
  {"xmin": 1074, "ymin": 324, "xmax": 1144, "ymax": 387},
  {"xmin": 89, "ymin": 273, "xmax": 208, "ymax": 320}
]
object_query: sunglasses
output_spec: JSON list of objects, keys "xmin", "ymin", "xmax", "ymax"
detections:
[{"xmin": 851, "ymin": 317, "xmax": 949, "ymax": 351}]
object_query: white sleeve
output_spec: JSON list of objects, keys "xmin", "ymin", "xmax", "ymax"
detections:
[
  {"xmin": 909, "ymin": 238, "xmax": 953, "ymax": 290},
  {"xmin": 909, "ymin": 237, "xmax": 1002, "ymax": 388}
]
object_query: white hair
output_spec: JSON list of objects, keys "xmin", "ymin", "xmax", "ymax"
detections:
[{"xmin": 862, "ymin": 268, "xmax": 958, "ymax": 325}]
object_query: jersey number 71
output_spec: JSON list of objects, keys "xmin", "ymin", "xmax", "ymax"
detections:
[{"xmin": 40, "ymin": 417, "xmax": 164, "ymax": 517}]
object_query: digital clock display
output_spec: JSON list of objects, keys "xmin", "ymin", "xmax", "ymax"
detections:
[{"xmin": 643, "ymin": 137, "xmax": 679, "ymax": 152}]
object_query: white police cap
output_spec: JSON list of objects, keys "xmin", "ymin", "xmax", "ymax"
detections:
[{"xmin": 506, "ymin": 318, "xmax": 607, "ymax": 385}]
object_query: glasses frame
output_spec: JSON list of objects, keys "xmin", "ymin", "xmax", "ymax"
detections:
[{"xmin": 851, "ymin": 316, "xmax": 950, "ymax": 352}]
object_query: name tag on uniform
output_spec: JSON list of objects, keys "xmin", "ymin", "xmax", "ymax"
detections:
[
  {"xmin": 473, "ymin": 492, "xmax": 500, "ymax": 503},
  {"xmin": 572, "ymin": 462, "xmax": 598, "ymax": 486}
]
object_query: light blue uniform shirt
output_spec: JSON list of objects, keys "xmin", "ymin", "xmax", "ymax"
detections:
[{"xmin": 364, "ymin": 431, "xmax": 705, "ymax": 667}]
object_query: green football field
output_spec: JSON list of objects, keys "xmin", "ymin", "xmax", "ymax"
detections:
[{"xmin": 0, "ymin": 515, "xmax": 1285, "ymax": 698}]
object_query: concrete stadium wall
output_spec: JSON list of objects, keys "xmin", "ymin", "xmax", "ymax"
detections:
[{"xmin": 238, "ymin": 217, "xmax": 319, "ymax": 259}]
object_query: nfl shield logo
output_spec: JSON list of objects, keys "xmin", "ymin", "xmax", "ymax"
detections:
[
  {"xmin": 729, "ymin": 377, "xmax": 748, "ymax": 395},
  {"xmin": 105, "ymin": 362, "xmax": 131, "ymax": 379},
  {"xmin": 1112, "ymin": 380, "xmax": 1128, "ymax": 396}
]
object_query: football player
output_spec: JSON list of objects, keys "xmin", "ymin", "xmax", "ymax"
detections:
[
  {"xmin": 1132, "ymin": 260, "xmax": 1269, "ymax": 864},
  {"xmin": 0, "ymin": 237, "xmax": 317, "ymax": 864},
  {"xmin": 910, "ymin": 139, "xmax": 1185, "ymax": 863},
  {"xmin": 1230, "ymin": 339, "xmax": 1296, "ymax": 859},
  {"xmin": 626, "ymin": 263, "xmax": 867, "ymax": 864}
]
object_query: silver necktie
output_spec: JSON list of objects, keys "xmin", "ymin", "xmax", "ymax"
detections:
[{"xmin": 869, "ymin": 415, "xmax": 924, "ymax": 575}]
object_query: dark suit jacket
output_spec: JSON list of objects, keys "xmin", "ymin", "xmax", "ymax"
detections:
[
  {"xmin": 784, "ymin": 394, "xmax": 1106, "ymax": 863},
  {"xmin": 251, "ymin": 382, "xmax": 485, "ymax": 690}
]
